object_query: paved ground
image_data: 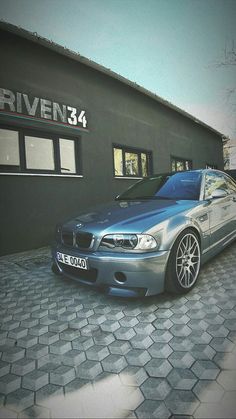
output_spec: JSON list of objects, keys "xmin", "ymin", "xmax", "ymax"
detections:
[{"xmin": 0, "ymin": 242, "xmax": 236, "ymax": 418}]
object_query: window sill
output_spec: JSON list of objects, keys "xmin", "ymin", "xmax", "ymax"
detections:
[
  {"xmin": 114, "ymin": 176, "xmax": 143, "ymax": 180},
  {"xmin": 0, "ymin": 172, "xmax": 83, "ymax": 178}
]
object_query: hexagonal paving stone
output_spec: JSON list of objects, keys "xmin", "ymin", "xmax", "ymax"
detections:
[
  {"xmin": 188, "ymin": 330, "xmax": 212, "ymax": 344},
  {"xmin": 114, "ymin": 327, "xmax": 136, "ymax": 341},
  {"xmin": 165, "ymin": 389, "xmax": 200, "ymax": 415},
  {"xmin": 119, "ymin": 317, "xmax": 139, "ymax": 328},
  {"xmin": 145, "ymin": 359, "xmax": 172, "ymax": 377},
  {"xmin": 187, "ymin": 309, "xmax": 207, "ymax": 319},
  {"xmin": 120, "ymin": 366, "xmax": 148, "ymax": 386},
  {"xmin": 76, "ymin": 308, "xmax": 94, "ymax": 318},
  {"xmin": 190, "ymin": 344, "xmax": 216, "ymax": 360},
  {"xmin": 94, "ymin": 332, "xmax": 115, "ymax": 346},
  {"xmin": 22, "ymin": 370, "xmax": 49, "ymax": 391},
  {"xmin": 109, "ymin": 340, "xmax": 131, "ymax": 355},
  {"xmin": 102, "ymin": 354, "xmax": 127, "ymax": 373},
  {"xmin": 59, "ymin": 328, "xmax": 81, "ymax": 341},
  {"xmin": 130, "ymin": 334, "xmax": 153, "ymax": 349},
  {"xmin": 204, "ymin": 314, "xmax": 225, "ymax": 325},
  {"xmin": 35, "ymin": 383, "xmax": 63, "ymax": 404},
  {"xmin": 80, "ymin": 324, "xmax": 101, "ymax": 336},
  {"xmin": 39, "ymin": 332, "xmax": 59, "ymax": 345},
  {"xmin": 207, "ymin": 325, "xmax": 229, "ymax": 338},
  {"xmin": 134, "ymin": 323, "xmax": 155, "ymax": 335},
  {"xmin": 167, "ymin": 368, "xmax": 197, "ymax": 390},
  {"xmin": 141, "ymin": 377, "xmax": 171, "ymax": 400},
  {"xmin": 153, "ymin": 319, "xmax": 173, "ymax": 330},
  {"xmin": 62, "ymin": 349, "xmax": 86, "ymax": 366},
  {"xmin": 49, "ymin": 340, "xmax": 72, "ymax": 355},
  {"xmin": 106, "ymin": 309, "xmax": 124, "ymax": 320},
  {"xmin": 2, "ymin": 346, "xmax": 25, "ymax": 363},
  {"xmin": 0, "ymin": 360, "xmax": 10, "ymax": 377},
  {"xmin": 154, "ymin": 308, "xmax": 173, "ymax": 319},
  {"xmin": 150, "ymin": 330, "xmax": 172, "ymax": 343},
  {"xmin": 72, "ymin": 336, "xmax": 94, "ymax": 351},
  {"xmin": 86, "ymin": 345, "xmax": 109, "ymax": 361},
  {"xmin": 191, "ymin": 360, "xmax": 220, "ymax": 379},
  {"xmin": 187, "ymin": 319, "xmax": 208, "ymax": 331},
  {"xmin": 11, "ymin": 358, "xmax": 36, "ymax": 376},
  {"xmin": 76, "ymin": 360, "xmax": 102, "ymax": 380},
  {"xmin": 5, "ymin": 388, "xmax": 34, "ymax": 412},
  {"xmin": 48, "ymin": 321, "xmax": 68, "ymax": 333},
  {"xmin": 170, "ymin": 324, "xmax": 192, "ymax": 337},
  {"xmin": 28, "ymin": 324, "xmax": 48, "ymax": 337},
  {"xmin": 168, "ymin": 351, "xmax": 195, "ymax": 368},
  {"xmin": 148, "ymin": 342, "xmax": 173, "ymax": 359},
  {"xmin": 169, "ymin": 337, "xmax": 194, "ymax": 352},
  {"xmin": 210, "ymin": 337, "xmax": 234, "ymax": 352},
  {"xmin": 0, "ymin": 373, "xmax": 21, "ymax": 394},
  {"xmin": 100, "ymin": 320, "xmax": 120, "ymax": 332},
  {"xmin": 137, "ymin": 313, "xmax": 156, "ymax": 323},
  {"xmin": 193, "ymin": 379, "xmax": 224, "ymax": 402},
  {"xmin": 217, "ymin": 370, "xmax": 236, "ymax": 390},
  {"xmin": 68, "ymin": 318, "xmax": 88, "ymax": 330},
  {"xmin": 8, "ymin": 327, "xmax": 28, "ymax": 340},
  {"xmin": 26, "ymin": 344, "xmax": 48, "ymax": 360},
  {"xmin": 125, "ymin": 349, "xmax": 151, "ymax": 366},
  {"xmin": 214, "ymin": 351, "xmax": 236, "ymax": 370},
  {"xmin": 123, "ymin": 307, "xmax": 141, "ymax": 316},
  {"xmin": 17, "ymin": 335, "xmax": 38, "ymax": 349},
  {"xmin": 135, "ymin": 399, "xmax": 171, "ymax": 419},
  {"xmin": 170, "ymin": 314, "xmax": 190, "ymax": 325},
  {"xmin": 50, "ymin": 365, "xmax": 75, "ymax": 386}
]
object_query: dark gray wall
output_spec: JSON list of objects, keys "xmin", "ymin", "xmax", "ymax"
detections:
[{"xmin": 0, "ymin": 29, "xmax": 224, "ymax": 255}]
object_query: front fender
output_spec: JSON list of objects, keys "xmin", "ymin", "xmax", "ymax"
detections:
[{"xmin": 147, "ymin": 214, "xmax": 205, "ymax": 252}]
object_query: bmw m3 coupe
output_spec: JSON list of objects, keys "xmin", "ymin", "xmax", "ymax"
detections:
[{"xmin": 52, "ymin": 169, "xmax": 236, "ymax": 297}]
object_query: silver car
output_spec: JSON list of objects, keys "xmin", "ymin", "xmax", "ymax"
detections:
[{"xmin": 52, "ymin": 169, "xmax": 236, "ymax": 297}]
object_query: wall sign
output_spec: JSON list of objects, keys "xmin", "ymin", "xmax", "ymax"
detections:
[{"xmin": 0, "ymin": 88, "xmax": 88, "ymax": 130}]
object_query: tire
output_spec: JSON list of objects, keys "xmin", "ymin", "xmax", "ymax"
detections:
[
  {"xmin": 165, "ymin": 228, "xmax": 201, "ymax": 294},
  {"xmin": 51, "ymin": 262, "xmax": 61, "ymax": 276}
]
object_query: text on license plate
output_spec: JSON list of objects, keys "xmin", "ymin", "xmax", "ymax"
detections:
[{"xmin": 57, "ymin": 252, "xmax": 88, "ymax": 270}]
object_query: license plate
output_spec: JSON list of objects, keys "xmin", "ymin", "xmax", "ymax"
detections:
[{"xmin": 57, "ymin": 252, "xmax": 88, "ymax": 270}]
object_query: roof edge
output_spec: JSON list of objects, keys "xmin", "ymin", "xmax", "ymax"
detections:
[{"xmin": 0, "ymin": 20, "xmax": 225, "ymax": 139}]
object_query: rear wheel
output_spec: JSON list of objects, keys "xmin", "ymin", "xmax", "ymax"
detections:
[{"xmin": 165, "ymin": 229, "xmax": 201, "ymax": 294}]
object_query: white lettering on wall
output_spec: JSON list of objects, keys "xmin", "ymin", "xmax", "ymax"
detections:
[{"xmin": 0, "ymin": 87, "xmax": 88, "ymax": 129}]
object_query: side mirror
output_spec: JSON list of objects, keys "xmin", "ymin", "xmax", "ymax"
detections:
[{"xmin": 211, "ymin": 188, "xmax": 228, "ymax": 199}]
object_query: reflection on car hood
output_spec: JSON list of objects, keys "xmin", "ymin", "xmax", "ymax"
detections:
[{"xmin": 63, "ymin": 199, "xmax": 198, "ymax": 235}]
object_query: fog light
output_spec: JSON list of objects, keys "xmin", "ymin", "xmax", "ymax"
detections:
[{"xmin": 114, "ymin": 272, "xmax": 127, "ymax": 283}]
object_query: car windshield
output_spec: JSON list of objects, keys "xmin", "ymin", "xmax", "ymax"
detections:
[{"xmin": 117, "ymin": 171, "xmax": 202, "ymax": 201}]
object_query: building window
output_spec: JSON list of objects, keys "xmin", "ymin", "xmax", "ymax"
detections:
[
  {"xmin": 171, "ymin": 156, "xmax": 192, "ymax": 172},
  {"xmin": 206, "ymin": 163, "xmax": 217, "ymax": 169},
  {"xmin": 25, "ymin": 136, "xmax": 55, "ymax": 171},
  {"xmin": 0, "ymin": 128, "xmax": 20, "ymax": 170},
  {"xmin": 0, "ymin": 126, "xmax": 81, "ymax": 175},
  {"xmin": 59, "ymin": 138, "xmax": 76, "ymax": 174},
  {"xmin": 113, "ymin": 146, "xmax": 152, "ymax": 177}
]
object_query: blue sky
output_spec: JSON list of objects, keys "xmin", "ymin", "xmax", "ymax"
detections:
[{"xmin": 0, "ymin": 0, "xmax": 236, "ymax": 137}]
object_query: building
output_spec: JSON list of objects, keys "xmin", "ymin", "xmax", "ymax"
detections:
[{"xmin": 0, "ymin": 22, "xmax": 224, "ymax": 256}]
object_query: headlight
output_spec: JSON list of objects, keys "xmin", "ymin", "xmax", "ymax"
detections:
[{"xmin": 100, "ymin": 233, "xmax": 158, "ymax": 250}]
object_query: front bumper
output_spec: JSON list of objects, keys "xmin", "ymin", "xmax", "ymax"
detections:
[{"xmin": 51, "ymin": 244, "xmax": 170, "ymax": 297}]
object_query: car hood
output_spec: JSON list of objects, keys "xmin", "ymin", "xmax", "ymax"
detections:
[{"xmin": 63, "ymin": 199, "xmax": 198, "ymax": 235}]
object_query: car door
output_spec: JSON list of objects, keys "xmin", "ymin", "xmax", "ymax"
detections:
[{"xmin": 204, "ymin": 171, "xmax": 233, "ymax": 247}]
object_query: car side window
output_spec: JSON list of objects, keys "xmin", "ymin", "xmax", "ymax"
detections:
[
  {"xmin": 204, "ymin": 172, "xmax": 228, "ymax": 199},
  {"xmin": 224, "ymin": 175, "xmax": 236, "ymax": 195}
]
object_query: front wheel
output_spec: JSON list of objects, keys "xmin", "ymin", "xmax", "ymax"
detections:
[{"xmin": 165, "ymin": 229, "xmax": 201, "ymax": 294}]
